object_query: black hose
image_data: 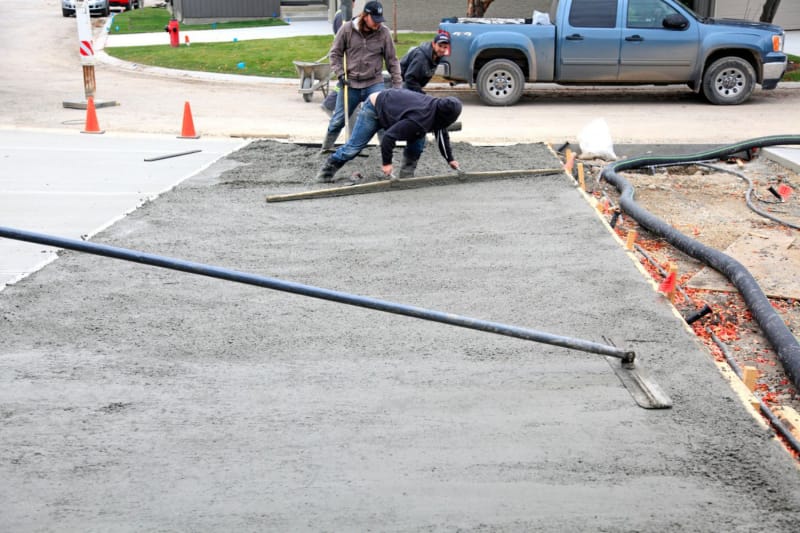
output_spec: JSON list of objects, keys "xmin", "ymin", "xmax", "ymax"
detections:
[{"xmin": 602, "ymin": 135, "xmax": 800, "ymax": 392}]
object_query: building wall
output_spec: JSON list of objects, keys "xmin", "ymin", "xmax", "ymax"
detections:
[
  {"xmin": 173, "ymin": 0, "xmax": 282, "ymax": 23},
  {"xmin": 714, "ymin": 0, "xmax": 800, "ymax": 30}
]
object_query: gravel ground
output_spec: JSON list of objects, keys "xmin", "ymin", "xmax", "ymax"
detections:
[
  {"xmin": 2, "ymin": 140, "xmax": 800, "ymax": 531},
  {"xmin": 580, "ymin": 147, "xmax": 800, "ymax": 417}
]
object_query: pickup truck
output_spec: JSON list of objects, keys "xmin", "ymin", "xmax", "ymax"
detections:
[{"xmin": 437, "ymin": 0, "xmax": 788, "ymax": 106}]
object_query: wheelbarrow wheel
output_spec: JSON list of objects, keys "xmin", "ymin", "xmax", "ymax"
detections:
[{"xmin": 302, "ymin": 77, "xmax": 313, "ymax": 103}]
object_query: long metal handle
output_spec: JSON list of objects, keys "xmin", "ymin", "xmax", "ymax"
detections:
[{"xmin": 0, "ymin": 225, "xmax": 634, "ymax": 362}]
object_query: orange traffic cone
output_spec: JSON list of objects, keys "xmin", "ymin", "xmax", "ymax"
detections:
[
  {"xmin": 178, "ymin": 101, "xmax": 200, "ymax": 139},
  {"xmin": 81, "ymin": 97, "xmax": 104, "ymax": 134}
]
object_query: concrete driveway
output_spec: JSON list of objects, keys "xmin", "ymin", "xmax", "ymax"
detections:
[{"xmin": 1, "ymin": 2, "xmax": 800, "ymax": 530}]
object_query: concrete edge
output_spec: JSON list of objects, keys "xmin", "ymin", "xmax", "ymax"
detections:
[{"xmin": 762, "ymin": 146, "xmax": 800, "ymax": 173}]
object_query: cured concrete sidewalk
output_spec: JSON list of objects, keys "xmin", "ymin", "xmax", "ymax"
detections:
[{"xmin": 0, "ymin": 129, "xmax": 246, "ymax": 289}]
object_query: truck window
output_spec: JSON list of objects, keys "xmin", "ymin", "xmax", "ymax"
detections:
[
  {"xmin": 568, "ymin": 0, "xmax": 617, "ymax": 28},
  {"xmin": 627, "ymin": 0, "xmax": 679, "ymax": 29}
]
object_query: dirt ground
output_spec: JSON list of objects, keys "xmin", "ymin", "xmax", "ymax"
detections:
[{"xmin": 576, "ymin": 147, "xmax": 800, "ymax": 421}]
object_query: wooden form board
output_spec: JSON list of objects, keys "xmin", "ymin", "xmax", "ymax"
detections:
[{"xmin": 266, "ymin": 168, "xmax": 563, "ymax": 203}]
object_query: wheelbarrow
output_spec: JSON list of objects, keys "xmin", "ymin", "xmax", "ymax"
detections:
[{"xmin": 293, "ymin": 56, "xmax": 332, "ymax": 103}]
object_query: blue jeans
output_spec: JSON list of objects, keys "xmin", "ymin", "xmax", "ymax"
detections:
[
  {"xmin": 332, "ymin": 100, "xmax": 426, "ymax": 165},
  {"xmin": 326, "ymin": 82, "xmax": 384, "ymax": 137}
]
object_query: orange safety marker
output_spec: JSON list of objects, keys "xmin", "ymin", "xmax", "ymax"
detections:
[
  {"xmin": 658, "ymin": 263, "xmax": 678, "ymax": 302},
  {"xmin": 184, "ymin": 35, "xmax": 190, "ymax": 46},
  {"xmin": 178, "ymin": 101, "xmax": 200, "ymax": 139},
  {"xmin": 777, "ymin": 183, "xmax": 793, "ymax": 201},
  {"xmin": 81, "ymin": 96, "xmax": 104, "ymax": 134}
]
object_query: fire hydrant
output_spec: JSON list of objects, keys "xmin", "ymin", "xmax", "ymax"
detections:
[{"xmin": 165, "ymin": 18, "xmax": 180, "ymax": 48}]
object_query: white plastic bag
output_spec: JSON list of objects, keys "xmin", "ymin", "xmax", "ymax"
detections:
[
  {"xmin": 578, "ymin": 118, "xmax": 617, "ymax": 160},
  {"xmin": 532, "ymin": 10, "xmax": 551, "ymax": 25}
]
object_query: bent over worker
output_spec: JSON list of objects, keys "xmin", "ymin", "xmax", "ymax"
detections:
[
  {"xmin": 321, "ymin": 1, "xmax": 402, "ymax": 152},
  {"xmin": 315, "ymin": 89, "xmax": 462, "ymax": 183}
]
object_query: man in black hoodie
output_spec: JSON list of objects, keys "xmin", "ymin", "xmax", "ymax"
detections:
[
  {"xmin": 400, "ymin": 33, "xmax": 451, "ymax": 94},
  {"xmin": 315, "ymin": 89, "xmax": 462, "ymax": 183}
]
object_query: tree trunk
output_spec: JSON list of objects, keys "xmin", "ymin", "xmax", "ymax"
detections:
[
  {"xmin": 759, "ymin": 0, "xmax": 781, "ymax": 23},
  {"xmin": 467, "ymin": 0, "xmax": 495, "ymax": 18}
]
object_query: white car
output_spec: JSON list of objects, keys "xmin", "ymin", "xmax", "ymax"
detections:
[{"xmin": 62, "ymin": 0, "xmax": 110, "ymax": 17}]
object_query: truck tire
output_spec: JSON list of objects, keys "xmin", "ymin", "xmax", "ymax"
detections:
[
  {"xmin": 476, "ymin": 59, "xmax": 524, "ymax": 106},
  {"xmin": 701, "ymin": 57, "xmax": 756, "ymax": 105}
]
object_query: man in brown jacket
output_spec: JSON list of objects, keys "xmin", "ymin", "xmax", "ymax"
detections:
[{"xmin": 320, "ymin": 1, "xmax": 402, "ymax": 152}]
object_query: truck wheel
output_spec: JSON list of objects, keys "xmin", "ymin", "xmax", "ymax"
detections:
[
  {"xmin": 476, "ymin": 59, "xmax": 524, "ymax": 106},
  {"xmin": 701, "ymin": 57, "xmax": 755, "ymax": 105}
]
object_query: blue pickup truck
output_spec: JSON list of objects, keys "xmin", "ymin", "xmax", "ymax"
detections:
[{"xmin": 437, "ymin": 0, "xmax": 788, "ymax": 106}]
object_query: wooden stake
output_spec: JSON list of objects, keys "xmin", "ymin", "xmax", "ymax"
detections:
[
  {"xmin": 564, "ymin": 149, "xmax": 575, "ymax": 173},
  {"xmin": 577, "ymin": 162, "xmax": 586, "ymax": 190},
  {"xmin": 742, "ymin": 366, "xmax": 759, "ymax": 391},
  {"xmin": 625, "ymin": 230, "xmax": 637, "ymax": 250}
]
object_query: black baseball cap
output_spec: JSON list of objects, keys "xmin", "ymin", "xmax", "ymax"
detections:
[
  {"xmin": 433, "ymin": 33, "xmax": 450, "ymax": 45},
  {"xmin": 364, "ymin": 1, "xmax": 385, "ymax": 23}
]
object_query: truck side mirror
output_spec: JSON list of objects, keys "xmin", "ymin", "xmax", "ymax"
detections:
[{"xmin": 663, "ymin": 14, "xmax": 689, "ymax": 30}]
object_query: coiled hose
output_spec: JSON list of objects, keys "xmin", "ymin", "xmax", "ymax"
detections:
[{"xmin": 601, "ymin": 135, "xmax": 800, "ymax": 392}]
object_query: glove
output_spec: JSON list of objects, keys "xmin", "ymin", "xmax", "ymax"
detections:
[{"xmin": 338, "ymin": 75, "xmax": 350, "ymax": 87}]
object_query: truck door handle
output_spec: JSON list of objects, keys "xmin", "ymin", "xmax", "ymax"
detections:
[
  {"xmin": 625, "ymin": 35, "xmax": 644, "ymax": 42},
  {"xmin": 565, "ymin": 34, "xmax": 584, "ymax": 41}
]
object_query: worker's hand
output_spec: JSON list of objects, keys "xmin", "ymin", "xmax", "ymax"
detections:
[
  {"xmin": 382, "ymin": 164, "xmax": 393, "ymax": 177},
  {"xmin": 338, "ymin": 75, "xmax": 350, "ymax": 87},
  {"xmin": 449, "ymin": 160, "xmax": 460, "ymax": 170}
]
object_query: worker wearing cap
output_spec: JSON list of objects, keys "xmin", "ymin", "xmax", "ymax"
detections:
[
  {"xmin": 400, "ymin": 33, "xmax": 451, "ymax": 93},
  {"xmin": 320, "ymin": 1, "xmax": 402, "ymax": 153},
  {"xmin": 315, "ymin": 89, "xmax": 462, "ymax": 183}
]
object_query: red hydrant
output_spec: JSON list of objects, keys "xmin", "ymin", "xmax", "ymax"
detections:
[{"xmin": 165, "ymin": 18, "xmax": 180, "ymax": 48}]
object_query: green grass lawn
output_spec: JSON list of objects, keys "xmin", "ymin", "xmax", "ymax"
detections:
[
  {"xmin": 108, "ymin": 6, "xmax": 287, "ymax": 33},
  {"xmin": 106, "ymin": 6, "xmax": 800, "ymax": 82},
  {"xmin": 106, "ymin": 6, "xmax": 433, "ymax": 78},
  {"xmin": 786, "ymin": 55, "xmax": 800, "ymax": 82}
]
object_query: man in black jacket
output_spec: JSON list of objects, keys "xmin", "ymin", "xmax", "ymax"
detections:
[
  {"xmin": 315, "ymin": 89, "xmax": 461, "ymax": 183},
  {"xmin": 400, "ymin": 33, "xmax": 451, "ymax": 93}
]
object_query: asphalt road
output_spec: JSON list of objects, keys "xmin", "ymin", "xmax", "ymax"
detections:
[
  {"xmin": 3, "ymin": 1, "xmax": 800, "ymax": 143},
  {"xmin": 2, "ymin": 2, "xmax": 800, "ymax": 531}
]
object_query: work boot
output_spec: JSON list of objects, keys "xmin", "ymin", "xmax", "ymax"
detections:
[
  {"xmin": 319, "ymin": 131, "xmax": 338, "ymax": 155},
  {"xmin": 314, "ymin": 156, "xmax": 345, "ymax": 183},
  {"xmin": 398, "ymin": 155, "xmax": 419, "ymax": 179}
]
